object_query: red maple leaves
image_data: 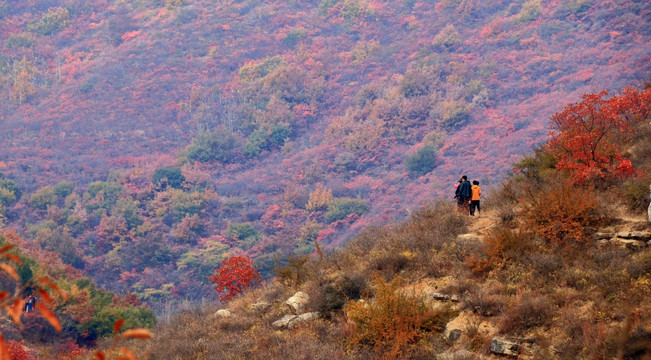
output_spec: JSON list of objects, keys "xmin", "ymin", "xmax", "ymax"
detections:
[{"xmin": 547, "ymin": 87, "xmax": 651, "ymax": 184}]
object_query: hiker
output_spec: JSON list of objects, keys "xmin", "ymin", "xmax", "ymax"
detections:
[
  {"xmin": 25, "ymin": 294, "xmax": 35, "ymax": 313},
  {"xmin": 454, "ymin": 179, "xmax": 463, "ymax": 207},
  {"xmin": 470, "ymin": 180, "xmax": 481, "ymax": 216},
  {"xmin": 457, "ymin": 176, "xmax": 472, "ymax": 214}
]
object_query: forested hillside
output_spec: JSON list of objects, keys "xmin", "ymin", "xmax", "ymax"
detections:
[{"xmin": 0, "ymin": 0, "xmax": 650, "ymax": 305}]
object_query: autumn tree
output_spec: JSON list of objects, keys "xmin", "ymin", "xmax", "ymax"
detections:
[
  {"xmin": 208, "ymin": 256, "xmax": 261, "ymax": 302},
  {"xmin": 546, "ymin": 87, "xmax": 651, "ymax": 184}
]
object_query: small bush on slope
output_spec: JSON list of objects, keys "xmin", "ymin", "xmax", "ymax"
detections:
[{"xmin": 345, "ymin": 276, "xmax": 457, "ymax": 359}]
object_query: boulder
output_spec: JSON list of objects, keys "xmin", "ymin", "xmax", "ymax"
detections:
[
  {"xmin": 286, "ymin": 291, "xmax": 309, "ymax": 314},
  {"xmin": 593, "ymin": 232, "xmax": 614, "ymax": 240},
  {"xmin": 272, "ymin": 312, "xmax": 320, "ymax": 329},
  {"xmin": 490, "ymin": 337, "xmax": 520, "ymax": 356},
  {"xmin": 447, "ymin": 329, "xmax": 462, "ymax": 342},
  {"xmin": 214, "ymin": 309, "xmax": 232, "ymax": 318},
  {"xmin": 272, "ymin": 315, "xmax": 297, "ymax": 329}
]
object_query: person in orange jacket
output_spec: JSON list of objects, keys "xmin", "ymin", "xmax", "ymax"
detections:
[{"xmin": 470, "ymin": 180, "xmax": 481, "ymax": 216}]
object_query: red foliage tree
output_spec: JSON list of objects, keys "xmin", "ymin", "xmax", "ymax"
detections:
[
  {"xmin": 547, "ymin": 87, "xmax": 651, "ymax": 184},
  {"xmin": 208, "ymin": 256, "xmax": 261, "ymax": 302}
]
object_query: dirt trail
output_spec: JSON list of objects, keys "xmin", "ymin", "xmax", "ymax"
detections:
[{"xmin": 465, "ymin": 208, "xmax": 499, "ymax": 238}]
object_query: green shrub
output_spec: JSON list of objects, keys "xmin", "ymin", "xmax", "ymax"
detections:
[
  {"xmin": 153, "ymin": 166, "xmax": 185, "ymax": 189},
  {"xmin": 28, "ymin": 7, "xmax": 70, "ymax": 35},
  {"xmin": 440, "ymin": 101, "xmax": 470, "ymax": 131},
  {"xmin": 325, "ymin": 197, "xmax": 370, "ymax": 223},
  {"xmin": 4, "ymin": 33, "xmax": 36, "ymax": 48},
  {"xmin": 334, "ymin": 152, "xmax": 357, "ymax": 172},
  {"xmin": 226, "ymin": 222, "xmax": 261, "ymax": 249},
  {"xmin": 85, "ymin": 181, "xmax": 123, "ymax": 214},
  {"xmin": 82, "ymin": 303, "xmax": 155, "ymax": 342},
  {"xmin": 405, "ymin": 143, "xmax": 438, "ymax": 177},
  {"xmin": 239, "ymin": 56, "xmax": 286, "ymax": 82},
  {"xmin": 0, "ymin": 187, "xmax": 16, "ymax": 206},
  {"xmin": 0, "ymin": 1, "xmax": 8, "ymax": 19},
  {"xmin": 180, "ymin": 130, "xmax": 238, "ymax": 164},
  {"xmin": 30, "ymin": 186, "xmax": 57, "ymax": 210},
  {"xmin": 169, "ymin": 189, "xmax": 205, "ymax": 220},
  {"xmin": 518, "ymin": 0, "xmax": 541, "ymax": 22},
  {"xmin": 318, "ymin": 0, "xmax": 341, "ymax": 16},
  {"xmin": 282, "ymin": 28, "xmax": 306, "ymax": 47},
  {"xmin": 433, "ymin": 24, "xmax": 460, "ymax": 50},
  {"xmin": 399, "ymin": 72, "xmax": 430, "ymax": 98},
  {"xmin": 342, "ymin": 0, "xmax": 366, "ymax": 20},
  {"xmin": 243, "ymin": 124, "xmax": 291, "ymax": 157},
  {"xmin": 53, "ymin": 180, "xmax": 75, "ymax": 198}
]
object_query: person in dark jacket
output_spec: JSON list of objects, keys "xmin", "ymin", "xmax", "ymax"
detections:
[
  {"xmin": 454, "ymin": 179, "xmax": 463, "ymax": 208},
  {"xmin": 457, "ymin": 175, "xmax": 472, "ymax": 214}
]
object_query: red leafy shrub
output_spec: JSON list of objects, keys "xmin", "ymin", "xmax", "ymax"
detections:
[
  {"xmin": 208, "ymin": 256, "xmax": 262, "ymax": 302},
  {"xmin": 7, "ymin": 341, "xmax": 38, "ymax": 360},
  {"xmin": 547, "ymin": 87, "xmax": 651, "ymax": 185}
]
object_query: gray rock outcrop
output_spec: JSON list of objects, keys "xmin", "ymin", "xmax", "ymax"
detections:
[
  {"xmin": 490, "ymin": 337, "xmax": 520, "ymax": 356},
  {"xmin": 285, "ymin": 291, "xmax": 309, "ymax": 314}
]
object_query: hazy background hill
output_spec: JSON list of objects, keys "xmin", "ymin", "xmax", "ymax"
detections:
[{"xmin": 0, "ymin": 0, "xmax": 650, "ymax": 304}]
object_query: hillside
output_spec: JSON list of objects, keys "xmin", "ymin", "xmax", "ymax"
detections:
[
  {"xmin": 0, "ymin": 0, "xmax": 650, "ymax": 307},
  {"xmin": 115, "ymin": 96, "xmax": 651, "ymax": 360}
]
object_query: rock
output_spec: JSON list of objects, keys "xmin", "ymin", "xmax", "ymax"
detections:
[
  {"xmin": 214, "ymin": 309, "xmax": 232, "ymax": 317},
  {"xmin": 490, "ymin": 337, "xmax": 520, "ymax": 356},
  {"xmin": 272, "ymin": 315, "xmax": 297, "ymax": 329},
  {"xmin": 443, "ymin": 310, "xmax": 472, "ymax": 342},
  {"xmin": 286, "ymin": 291, "xmax": 309, "ymax": 314},
  {"xmin": 457, "ymin": 234, "xmax": 481, "ymax": 242},
  {"xmin": 272, "ymin": 312, "xmax": 320, "ymax": 329},
  {"xmin": 616, "ymin": 231, "xmax": 651, "ymax": 240},
  {"xmin": 593, "ymin": 232, "xmax": 614, "ymax": 240},
  {"xmin": 251, "ymin": 301, "xmax": 272, "ymax": 313},
  {"xmin": 614, "ymin": 238, "xmax": 647, "ymax": 250},
  {"xmin": 596, "ymin": 239, "xmax": 613, "ymax": 248},
  {"xmin": 427, "ymin": 291, "xmax": 459, "ymax": 302},
  {"xmin": 448, "ymin": 329, "xmax": 462, "ymax": 342}
]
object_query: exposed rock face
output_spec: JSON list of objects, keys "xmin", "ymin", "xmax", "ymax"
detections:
[
  {"xmin": 490, "ymin": 337, "xmax": 520, "ymax": 356},
  {"xmin": 286, "ymin": 291, "xmax": 309, "ymax": 314},
  {"xmin": 214, "ymin": 309, "xmax": 232, "ymax": 317},
  {"xmin": 272, "ymin": 312, "xmax": 320, "ymax": 329},
  {"xmin": 594, "ymin": 231, "xmax": 650, "ymax": 250},
  {"xmin": 615, "ymin": 231, "xmax": 651, "ymax": 240}
]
